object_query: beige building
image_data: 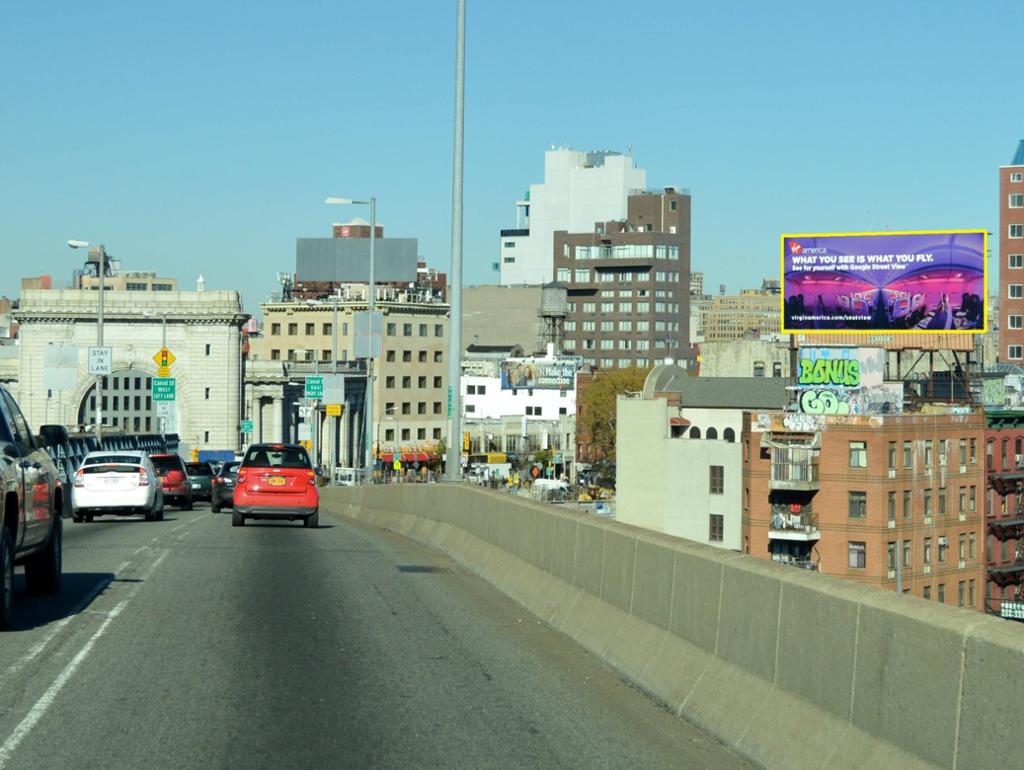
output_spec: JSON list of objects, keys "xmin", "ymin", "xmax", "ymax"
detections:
[
  {"xmin": 703, "ymin": 287, "xmax": 781, "ymax": 342},
  {"xmin": 463, "ymin": 285, "xmax": 544, "ymax": 353},
  {"xmin": 248, "ymin": 286, "xmax": 450, "ymax": 466}
]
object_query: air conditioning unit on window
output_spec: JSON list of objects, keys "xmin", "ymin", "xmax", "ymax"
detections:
[{"xmin": 1016, "ymin": 454, "xmax": 1023, "ymax": 466}]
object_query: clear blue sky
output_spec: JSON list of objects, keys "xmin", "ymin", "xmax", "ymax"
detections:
[{"xmin": 2, "ymin": 0, "xmax": 1021, "ymax": 316}]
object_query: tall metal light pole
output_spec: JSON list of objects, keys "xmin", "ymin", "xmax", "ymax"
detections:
[
  {"xmin": 68, "ymin": 240, "xmax": 106, "ymax": 442},
  {"xmin": 325, "ymin": 196, "xmax": 376, "ymax": 481},
  {"xmin": 445, "ymin": 0, "xmax": 466, "ymax": 482}
]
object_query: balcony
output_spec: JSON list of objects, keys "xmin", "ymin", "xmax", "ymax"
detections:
[
  {"xmin": 770, "ymin": 461, "xmax": 820, "ymax": 491},
  {"xmin": 769, "ymin": 511, "xmax": 821, "ymax": 542}
]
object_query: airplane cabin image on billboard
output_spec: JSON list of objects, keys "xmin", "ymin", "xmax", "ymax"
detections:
[{"xmin": 780, "ymin": 230, "xmax": 986, "ymax": 334}]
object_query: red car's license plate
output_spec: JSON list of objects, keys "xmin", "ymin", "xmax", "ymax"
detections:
[{"xmin": 268, "ymin": 476, "xmax": 286, "ymax": 486}]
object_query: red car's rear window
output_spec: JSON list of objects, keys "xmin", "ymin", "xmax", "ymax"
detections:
[
  {"xmin": 241, "ymin": 446, "xmax": 311, "ymax": 469},
  {"xmin": 151, "ymin": 455, "xmax": 186, "ymax": 476}
]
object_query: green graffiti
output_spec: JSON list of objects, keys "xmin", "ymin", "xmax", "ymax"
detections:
[
  {"xmin": 799, "ymin": 389, "xmax": 851, "ymax": 415},
  {"xmin": 798, "ymin": 358, "xmax": 861, "ymax": 387}
]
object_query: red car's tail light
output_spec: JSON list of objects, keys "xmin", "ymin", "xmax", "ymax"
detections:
[
  {"xmin": 237, "ymin": 470, "xmax": 247, "ymax": 483},
  {"xmin": 73, "ymin": 469, "xmax": 85, "ymax": 488},
  {"xmin": 307, "ymin": 470, "xmax": 316, "ymax": 487}
]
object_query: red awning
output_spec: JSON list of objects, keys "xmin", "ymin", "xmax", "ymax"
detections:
[
  {"xmin": 381, "ymin": 452, "xmax": 394, "ymax": 463},
  {"xmin": 381, "ymin": 451, "xmax": 435, "ymax": 464}
]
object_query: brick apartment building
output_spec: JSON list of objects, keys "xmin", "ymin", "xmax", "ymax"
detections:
[
  {"xmin": 1000, "ymin": 140, "xmax": 1024, "ymax": 363},
  {"xmin": 983, "ymin": 411, "xmax": 1024, "ymax": 617},
  {"xmin": 555, "ymin": 188, "xmax": 691, "ymax": 370},
  {"xmin": 743, "ymin": 412, "xmax": 987, "ymax": 610}
]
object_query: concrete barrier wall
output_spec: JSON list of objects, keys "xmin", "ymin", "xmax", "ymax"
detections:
[{"xmin": 324, "ymin": 485, "xmax": 1018, "ymax": 770}]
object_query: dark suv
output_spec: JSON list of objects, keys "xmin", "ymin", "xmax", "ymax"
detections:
[
  {"xmin": 150, "ymin": 454, "xmax": 193, "ymax": 510},
  {"xmin": 0, "ymin": 385, "xmax": 66, "ymax": 628},
  {"xmin": 185, "ymin": 461, "xmax": 215, "ymax": 502}
]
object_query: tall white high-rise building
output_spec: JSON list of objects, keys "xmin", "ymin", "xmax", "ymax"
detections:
[{"xmin": 498, "ymin": 147, "xmax": 646, "ymax": 285}]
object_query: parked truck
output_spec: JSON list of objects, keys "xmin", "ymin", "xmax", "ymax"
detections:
[{"xmin": 0, "ymin": 385, "xmax": 67, "ymax": 628}]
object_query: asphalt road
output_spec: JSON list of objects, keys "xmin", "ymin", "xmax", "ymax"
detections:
[{"xmin": 0, "ymin": 503, "xmax": 751, "ymax": 770}]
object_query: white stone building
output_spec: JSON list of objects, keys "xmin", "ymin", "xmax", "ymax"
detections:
[
  {"xmin": 13, "ymin": 289, "xmax": 247, "ymax": 454},
  {"xmin": 499, "ymin": 148, "xmax": 646, "ymax": 285}
]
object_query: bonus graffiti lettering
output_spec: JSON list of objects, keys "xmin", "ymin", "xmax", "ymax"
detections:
[
  {"xmin": 799, "ymin": 389, "xmax": 851, "ymax": 415},
  {"xmin": 798, "ymin": 358, "xmax": 861, "ymax": 388}
]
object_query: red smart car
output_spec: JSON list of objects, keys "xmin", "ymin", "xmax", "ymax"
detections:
[{"xmin": 232, "ymin": 444, "xmax": 319, "ymax": 528}]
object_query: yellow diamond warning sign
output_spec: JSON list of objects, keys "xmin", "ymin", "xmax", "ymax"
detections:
[{"xmin": 153, "ymin": 347, "xmax": 176, "ymax": 369}]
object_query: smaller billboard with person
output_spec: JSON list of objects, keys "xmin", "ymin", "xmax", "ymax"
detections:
[
  {"xmin": 781, "ymin": 230, "xmax": 986, "ymax": 334},
  {"xmin": 500, "ymin": 358, "xmax": 576, "ymax": 390}
]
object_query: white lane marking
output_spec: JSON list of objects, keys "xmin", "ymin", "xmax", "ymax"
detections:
[
  {"xmin": 0, "ymin": 600, "xmax": 127, "ymax": 767},
  {"xmin": 0, "ymin": 574, "xmax": 116, "ymax": 682},
  {"xmin": 138, "ymin": 549, "xmax": 169, "ymax": 580}
]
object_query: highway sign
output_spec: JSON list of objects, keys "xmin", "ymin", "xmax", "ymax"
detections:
[
  {"xmin": 153, "ymin": 347, "xmax": 176, "ymax": 368},
  {"xmin": 152, "ymin": 377, "xmax": 176, "ymax": 401},
  {"xmin": 88, "ymin": 346, "xmax": 113, "ymax": 375},
  {"xmin": 241, "ymin": 419, "xmax": 253, "ymax": 434},
  {"xmin": 305, "ymin": 376, "xmax": 323, "ymax": 399},
  {"xmin": 325, "ymin": 404, "xmax": 342, "ymax": 417},
  {"xmin": 447, "ymin": 385, "xmax": 453, "ymax": 418}
]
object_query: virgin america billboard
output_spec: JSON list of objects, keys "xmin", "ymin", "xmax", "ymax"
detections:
[{"xmin": 781, "ymin": 230, "xmax": 986, "ymax": 333}]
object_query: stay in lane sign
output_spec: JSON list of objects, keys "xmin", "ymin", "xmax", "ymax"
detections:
[{"xmin": 152, "ymin": 378, "xmax": 176, "ymax": 401}]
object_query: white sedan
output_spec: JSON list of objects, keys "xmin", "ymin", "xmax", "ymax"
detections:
[{"xmin": 71, "ymin": 451, "xmax": 165, "ymax": 523}]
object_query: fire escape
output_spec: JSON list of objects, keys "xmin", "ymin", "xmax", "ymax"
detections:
[
  {"xmin": 987, "ymin": 470, "xmax": 1024, "ymax": 621},
  {"xmin": 761, "ymin": 432, "xmax": 822, "ymax": 570}
]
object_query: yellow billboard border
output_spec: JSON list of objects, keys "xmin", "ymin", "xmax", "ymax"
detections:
[{"xmin": 779, "ymin": 229, "xmax": 988, "ymax": 335}]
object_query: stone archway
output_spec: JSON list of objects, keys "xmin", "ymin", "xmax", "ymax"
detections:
[{"xmin": 75, "ymin": 367, "xmax": 160, "ymax": 432}]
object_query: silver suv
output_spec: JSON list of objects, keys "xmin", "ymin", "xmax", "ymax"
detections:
[{"xmin": 0, "ymin": 385, "xmax": 66, "ymax": 628}]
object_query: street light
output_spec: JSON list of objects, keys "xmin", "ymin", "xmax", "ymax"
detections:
[
  {"xmin": 376, "ymin": 405, "xmax": 398, "ymax": 480},
  {"xmin": 68, "ymin": 239, "xmax": 107, "ymax": 441},
  {"xmin": 325, "ymin": 196, "xmax": 376, "ymax": 481}
]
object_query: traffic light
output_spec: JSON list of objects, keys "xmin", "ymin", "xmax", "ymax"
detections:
[
  {"xmin": 462, "ymin": 431, "xmax": 470, "ymax": 452},
  {"xmin": 191, "ymin": 447, "xmax": 199, "ymax": 462}
]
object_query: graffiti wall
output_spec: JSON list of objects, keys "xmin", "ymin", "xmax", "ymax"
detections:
[{"xmin": 795, "ymin": 347, "xmax": 902, "ymax": 415}]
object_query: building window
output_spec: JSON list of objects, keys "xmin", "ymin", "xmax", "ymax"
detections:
[
  {"xmin": 271, "ymin": 349, "xmax": 281, "ymax": 360},
  {"xmin": 419, "ymin": 324, "xmax": 427, "ymax": 337},
  {"xmin": 322, "ymin": 323, "xmax": 332, "ymax": 335},
  {"xmin": 938, "ymin": 584, "xmax": 945, "ymax": 603},
  {"xmin": 271, "ymin": 323, "xmax": 281, "ymax": 335},
  {"xmin": 923, "ymin": 489, "xmax": 932, "ymax": 517},
  {"xmin": 401, "ymin": 402, "xmax": 411, "ymax": 415},
  {"xmin": 1010, "ymin": 254, "xmax": 1024, "ymax": 269},
  {"xmin": 403, "ymin": 323, "xmax": 412, "ymax": 336},
  {"xmin": 204, "ymin": 387, "xmax": 210, "ymax": 400},
  {"xmin": 887, "ymin": 441, "xmax": 896, "ymax": 469},
  {"xmin": 959, "ymin": 439, "xmax": 967, "ymax": 465},
  {"xmin": 418, "ymin": 351, "xmax": 427, "ymax": 363},
  {"xmin": 710, "ymin": 465, "xmax": 724, "ymax": 494},
  {"xmin": 938, "ymin": 536, "xmax": 948, "ymax": 563},
  {"xmin": 1010, "ymin": 345, "xmax": 1024, "ymax": 360},
  {"xmin": 385, "ymin": 429, "xmax": 395, "ymax": 442},
  {"xmin": 887, "ymin": 542, "xmax": 897, "ymax": 571},
  {"xmin": 1013, "ymin": 172, "xmax": 1024, "ymax": 183},
  {"xmin": 434, "ymin": 324, "xmax": 443, "ymax": 337},
  {"xmin": 385, "ymin": 376, "xmax": 395, "ymax": 388},
  {"xmin": 903, "ymin": 539, "xmax": 911, "ymax": 568},
  {"xmin": 924, "ymin": 537, "xmax": 932, "ymax": 565},
  {"xmin": 433, "ymin": 428, "xmax": 442, "ymax": 440},
  {"xmin": 402, "ymin": 376, "xmax": 411, "ymax": 388},
  {"xmin": 848, "ymin": 491, "xmax": 867, "ymax": 518},
  {"xmin": 709, "ymin": 514, "xmax": 724, "ymax": 543},
  {"xmin": 305, "ymin": 323, "xmax": 315, "ymax": 335},
  {"xmin": 386, "ymin": 350, "xmax": 395, "ymax": 362},
  {"xmin": 848, "ymin": 541, "xmax": 866, "ymax": 569},
  {"xmin": 1011, "ymin": 193, "xmax": 1024, "ymax": 208},
  {"xmin": 903, "ymin": 489, "xmax": 911, "ymax": 519},
  {"xmin": 387, "ymin": 323, "xmax": 396, "ymax": 336},
  {"xmin": 923, "ymin": 586, "xmax": 931, "ymax": 600},
  {"xmin": 403, "ymin": 351, "xmax": 412, "ymax": 362},
  {"xmin": 903, "ymin": 441, "xmax": 912, "ymax": 468},
  {"xmin": 433, "ymin": 376, "xmax": 442, "ymax": 388},
  {"xmin": 849, "ymin": 441, "xmax": 867, "ymax": 468},
  {"xmin": 288, "ymin": 323, "xmax": 298, "ymax": 335},
  {"xmin": 418, "ymin": 376, "xmax": 427, "ymax": 388},
  {"xmin": 969, "ymin": 579, "xmax": 975, "ymax": 606},
  {"xmin": 435, "ymin": 351, "xmax": 443, "ymax": 363},
  {"xmin": 1012, "ymin": 224, "xmax": 1024, "ymax": 239},
  {"xmin": 939, "ymin": 487, "xmax": 946, "ymax": 515},
  {"xmin": 205, "ymin": 344, "xmax": 211, "ymax": 356},
  {"xmin": 433, "ymin": 402, "xmax": 442, "ymax": 414},
  {"xmin": 417, "ymin": 402, "xmax": 426, "ymax": 415},
  {"xmin": 401, "ymin": 429, "xmax": 410, "ymax": 441},
  {"xmin": 959, "ymin": 533, "xmax": 966, "ymax": 561},
  {"xmin": 888, "ymin": 491, "xmax": 896, "ymax": 523},
  {"xmin": 969, "ymin": 531, "xmax": 976, "ymax": 559},
  {"xmin": 1010, "ymin": 285, "xmax": 1024, "ymax": 299}
]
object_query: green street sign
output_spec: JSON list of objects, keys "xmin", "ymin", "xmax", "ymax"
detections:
[
  {"xmin": 447, "ymin": 384, "xmax": 453, "ymax": 418},
  {"xmin": 152, "ymin": 377, "xmax": 176, "ymax": 401},
  {"xmin": 305, "ymin": 376, "xmax": 323, "ymax": 399},
  {"xmin": 241, "ymin": 420, "xmax": 253, "ymax": 434}
]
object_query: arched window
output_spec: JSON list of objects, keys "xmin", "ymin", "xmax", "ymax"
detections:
[
  {"xmin": 1016, "ymin": 437, "xmax": 1022, "ymax": 456},
  {"xmin": 689, "ymin": 426, "xmax": 701, "ymax": 439},
  {"xmin": 723, "ymin": 427, "xmax": 736, "ymax": 443},
  {"xmin": 706, "ymin": 427, "xmax": 718, "ymax": 440}
]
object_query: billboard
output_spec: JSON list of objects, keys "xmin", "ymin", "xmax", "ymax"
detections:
[
  {"xmin": 795, "ymin": 347, "xmax": 903, "ymax": 415},
  {"xmin": 500, "ymin": 359, "xmax": 576, "ymax": 390},
  {"xmin": 781, "ymin": 230, "xmax": 986, "ymax": 334}
]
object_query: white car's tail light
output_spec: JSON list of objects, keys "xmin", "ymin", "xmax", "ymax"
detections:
[
  {"xmin": 138, "ymin": 467, "xmax": 150, "ymax": 486},
  {"xmin": 73, "ymin": 469, "xmax": 85, "ymax": 488}
]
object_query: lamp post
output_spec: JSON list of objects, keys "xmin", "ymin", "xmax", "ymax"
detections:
[
  {"xmin": 325, "ymin": 196, "xmax": 376, "ymax": 481},
  {"xmin": 445, "ymin": 0, "xmax": 466, "ymax": 482},
  {"xmin": 376, "ymin": 405, "xmax": 398, "ymax": 480},
  {"xmin": 68, "ymin": 240, "xmax": 107, "ymax": 442}
]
